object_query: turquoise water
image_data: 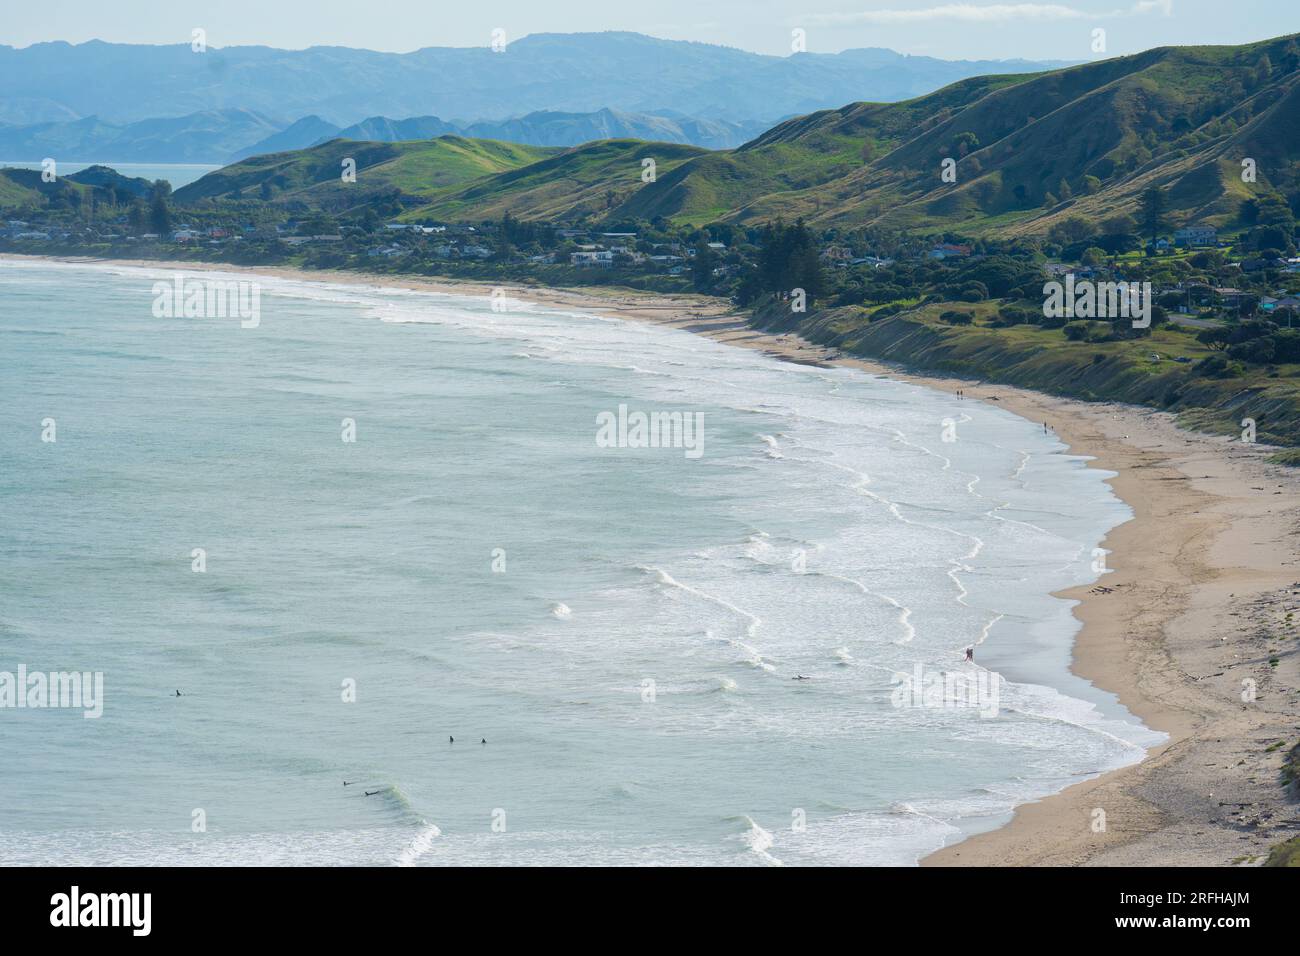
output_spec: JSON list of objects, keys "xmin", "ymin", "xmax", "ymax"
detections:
[{"xmin": 0, "ymin": 259, "xmax": 1162, "ymax": 865}]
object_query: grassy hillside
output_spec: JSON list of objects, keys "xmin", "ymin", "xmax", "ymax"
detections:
[
  {"xmin": 0, "ymin": 165, "xmax": 152, "ymax": 210},
  {"xmin": 617, "ymin": 71, "xmax": 1040, "ymax": 226},
  {"xmin": 175, "ymin": 136, "xmax": 558, "ymax": 213},
  {"xmin": 621, "ymin": 34, "xmax": 1300, "ymax": 233},
  {"xmin": 0, "ymin": 169, "xmax": 43, "ymax": 207},
  {"xmin": 401, "ymin": 139, "xmax": 707, "ymax": 222},
  {"xmin": 752, "ymin": 298, "xmax": 1300, "ymax": 450}
]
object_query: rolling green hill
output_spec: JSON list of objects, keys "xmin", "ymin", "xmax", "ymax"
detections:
[
  {"xmin": 620, "ymin": 34, "xmax": 1300, "ymax": 233},
  {"xmin": 399, "ymin": 139, "xmax": 707, "ymax": 222},
  {"xmin": 0, "ymin": 164, "xmax": 153, "ymax": 210},
  {"xmin": 0, "ymin": 169, "xmax": 42, "ymax": 207},
  {"xmin": 175, "ymin": 136, "xmax": 559, "ymax": 213}
]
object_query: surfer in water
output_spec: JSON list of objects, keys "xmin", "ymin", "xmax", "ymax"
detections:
[
  {"xmin": 174, "ymin": 690, "xmax": 182, "ymax": 697},
  {"xmin": 449, "ymin": 736, "xmax": 454, "ymax": 744},
  {"xmin": 792, "ymin": 674, "xmax": 810, "ymax": 681}
]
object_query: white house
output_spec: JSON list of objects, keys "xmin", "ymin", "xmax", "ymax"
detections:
[
  {"xmin": 571, "ymin": 250, "xmax": 614, "ymax": 267},
  {"xmin": 1174, "ymin": 226, "xmax": 1217, "ymax": 247}
]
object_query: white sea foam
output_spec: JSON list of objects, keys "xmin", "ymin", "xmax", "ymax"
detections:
[{"xmin": 395, "ymin": 822, "xmax": 442, "ymax": 867}]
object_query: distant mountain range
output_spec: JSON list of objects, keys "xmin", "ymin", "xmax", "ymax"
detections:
[
  {"xmin": 0, "ymin": 31, "xmax": 1069, "ymax": 128},
  {"xmin": 169, "ymin": 33, "xmax": 1300, "ymax": 240},
  {"xmin": 0, "ymin": 106, "xmax": 770, "ymax": 164},
  {"xmin": 233, "ymin": 108, "xmax": 770, "ymax": 158},
  {"xmin": 0, "ymin": 109, "xmax": 282, "ymax": 163}
]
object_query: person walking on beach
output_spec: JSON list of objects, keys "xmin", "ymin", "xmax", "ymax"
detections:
[{"xmin": 965, "ymin": 647, "xmax": 974, "ymax": 662}]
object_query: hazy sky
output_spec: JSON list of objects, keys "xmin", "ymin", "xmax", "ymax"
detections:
[{"xmin": 4, "ymin": 1, "xmax": 1297, "ymax": 59}]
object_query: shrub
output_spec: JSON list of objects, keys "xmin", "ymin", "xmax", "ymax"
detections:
[
  {"xmin": 1195, "ymin": 354, "xmax": 1244, "ymax": 378},
  {"xmin": 1228, "ymin": 336, "xmax": 1277, "ymax": 363}
]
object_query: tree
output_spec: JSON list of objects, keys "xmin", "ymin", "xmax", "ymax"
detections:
[
  {"xmin": 951, "ymin": 131, "xmax": 980, "ymax": 157},
  {"xmin": 1048, "ymin": 216, "xmax": 1095, "ymax": 244},
  {"xmin": 1252, "ymin": 55, "xmax": 1273, "ymax": 88},
  {"xmin": 691, "ymin": 239, "xmax": 717, "ymax": 291},
  {"xmin": 757, "ymin": 218, "xmax": 823, "ymax": 303},
  {"xmin": 1101, "ymin": 213, "xmax": 1137, "ymax": 235},
  {"xmin": 149, "ymin": 191, "xmax": 172, "ymax": 235},
  {"xmin": 1139, "ymin": 186, "xmax": 1166, "ymax": 250}
]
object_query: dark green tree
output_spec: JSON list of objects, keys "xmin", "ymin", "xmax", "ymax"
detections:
[{"xmin": 1139, "ymin": 186, "xmax": 1167, "ymax": 250}]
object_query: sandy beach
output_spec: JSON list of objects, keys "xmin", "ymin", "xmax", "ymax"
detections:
[{"xmin": 9, "ymin": 253, "xmax": 1299, "ymax": 865}]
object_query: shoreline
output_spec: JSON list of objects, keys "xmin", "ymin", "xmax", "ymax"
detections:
[{"xmin": 7, "ymin": 252, "xmax": 1299, "ymax": 865}]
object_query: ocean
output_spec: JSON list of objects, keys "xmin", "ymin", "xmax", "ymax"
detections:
[{"xmin": 0, "ymin": 258, "xmax": 1163, "ymax": 865}]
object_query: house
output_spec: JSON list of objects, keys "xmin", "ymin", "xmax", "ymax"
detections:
[
  {"xmin": 929, "ymin": 243, "xmax": 972, "ymax": 260},
  {"xmin": 367, "ymin": 245, "xmax": 408, "ymax": 258},
  {"xmin": 284, "ymin": 234, "xmax": 343, "ymax": 245},
  {"xmin": 571, "ymin": 250, "xmax": 614, "ymax": 268},
  {"xmin": 1046, "ymin": 263, "xmax": 1096, "ymax": 279},
  {"xmin": 461, "ymin": 245, "xmax": 493, "ymax": 259},
  {"xmin": 1174, "ymin": 226, "xmax": 1217, "ymax": 247},
  {"xmin": 1214, "ymin": 287, "xmax": 1252, "ymax": 309},
  {"xmin": 821, "ymin": 245, "xmax": 853, "ymax": 263}
]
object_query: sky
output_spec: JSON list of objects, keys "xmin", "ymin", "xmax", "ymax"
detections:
[{"xmin": 3, "ymin": 0, "xmax": 1297, "ymax": 60}]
